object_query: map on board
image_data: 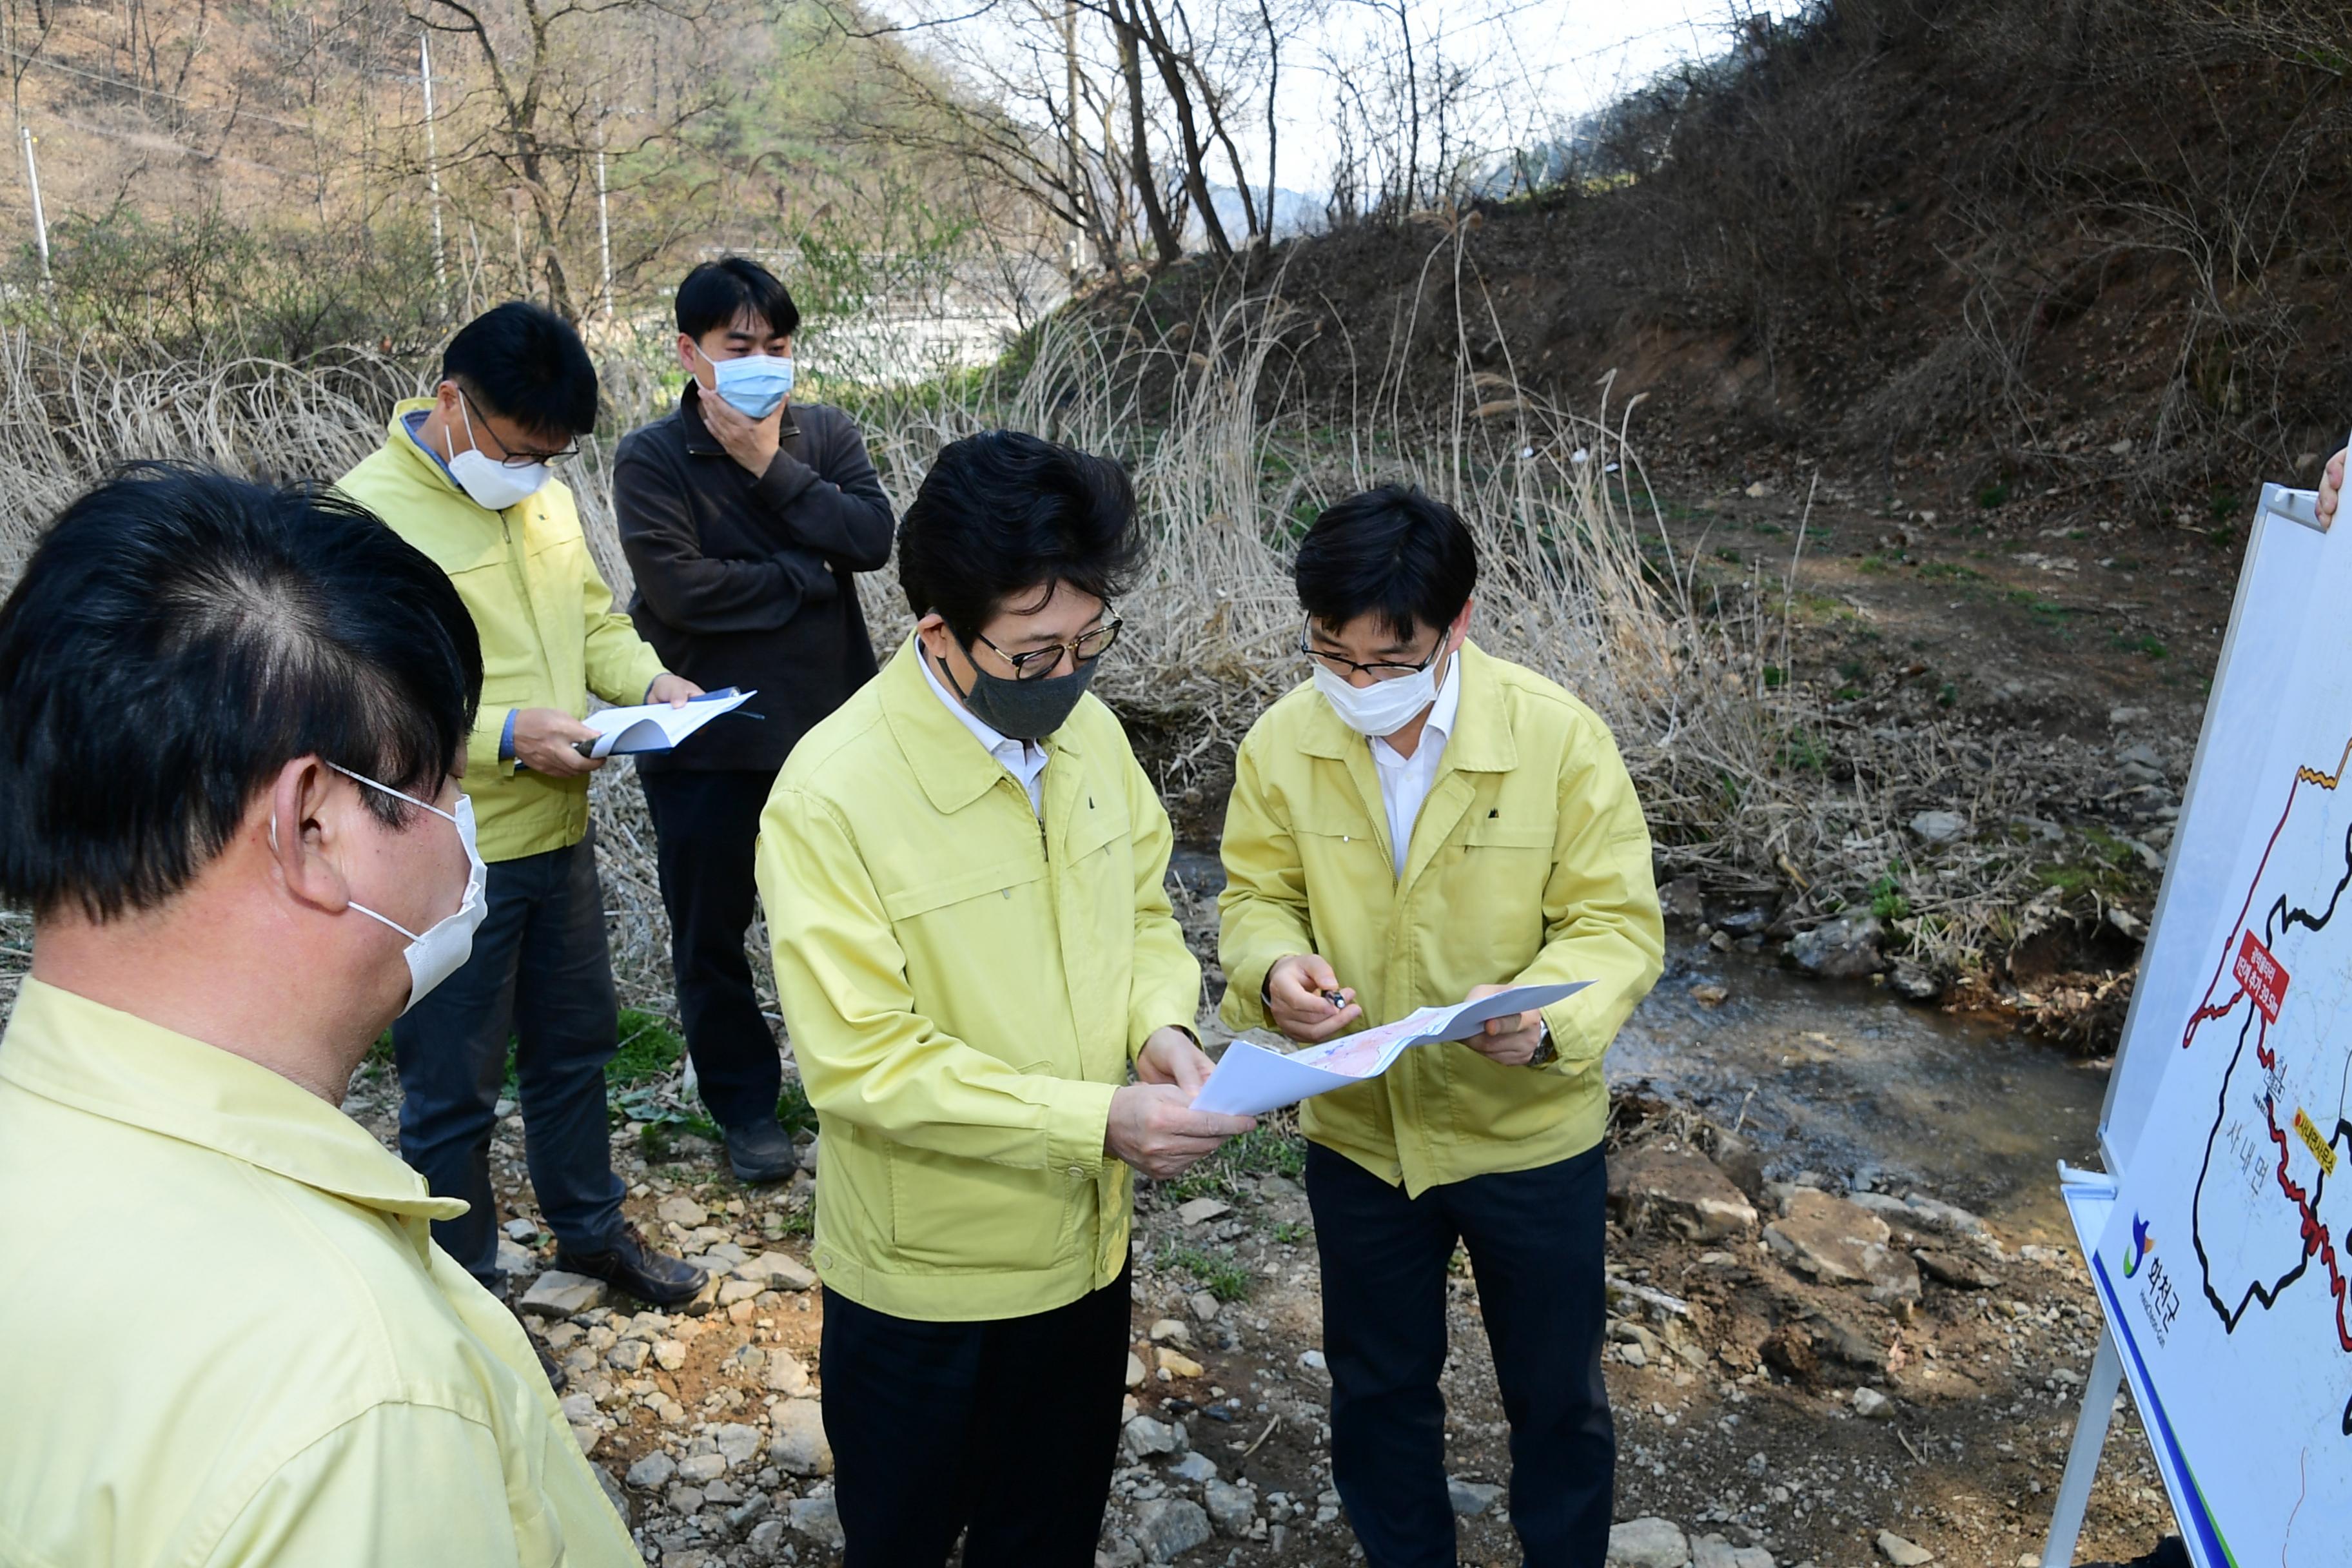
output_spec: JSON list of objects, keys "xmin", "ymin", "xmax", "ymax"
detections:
[{"xmin": 2093, "ymin": 507, "xmax": 2352, "ymax": 1567}]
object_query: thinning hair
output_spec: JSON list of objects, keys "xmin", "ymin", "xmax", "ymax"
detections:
[{"xmin": 0, "ymin": 464, "xmax": 483, "ymax": 921}]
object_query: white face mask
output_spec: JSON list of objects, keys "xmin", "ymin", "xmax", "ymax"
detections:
[
  {"xmin": 1313, "ymin": 643, "xmax": 1451, "ymax": 738},
  {"xmin": 445, "ymin": 395, "xmax": 550, "ymax": 513},
  {"xmin": 328, "ymin": 764, "xmax": 489, "ymax": 1014},
  {"xmin": 697, "ymin": 344, "xmax": 795, "ymax": 419}
]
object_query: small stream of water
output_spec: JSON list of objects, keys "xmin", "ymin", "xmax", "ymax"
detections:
[{"xmin": 1614, "ymin": 941, "xmax": 2110, "ymax": 1242}]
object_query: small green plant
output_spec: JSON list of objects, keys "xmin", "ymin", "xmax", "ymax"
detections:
[
  {"xmin": 1164, "ymin": 1121, "xmax": 1308, "ymax": 1202},
  {"xmin": 1272, "ymin": 1220, "xmax": 1310, "ymax": 1245},
  {"xmin": 1778, "ymin": 729, "xmax": 1829, "ymax": 772},
  {"xmin": 2111, "ymin": 632, "xmax": 2169, "ymax": 661},
  {"xmin": 610, "ymin": 1009, "xmax": 685, "ymax": 1085},
  {"xmin": 1868, "ymin": 874, "xmax": 1911, "ymax": 922},
  {"xmin": 1976, "ymin": 479, "xmax": 2010, "ymax": 509},
  {"xmin": 1936, "ymin": 681, "xmax": 1959, "ymax": 707},
  {"xmin": 1157, "ymin": 1242, "xmax": 1253, "ymax": 1302},
  {"xmin": 1761, "ymin": 665, "xmax": 1786, "ymax": 689}
]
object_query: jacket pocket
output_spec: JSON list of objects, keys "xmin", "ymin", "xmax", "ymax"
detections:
[{"xmin": 887, "ymin": 1143, "xmax": 1077, "ymax": 1273}]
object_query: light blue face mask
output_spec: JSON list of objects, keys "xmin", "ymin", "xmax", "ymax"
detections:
[{"xmin": 698, "ymin": 345, "xmax": 795, "ymax": 419}]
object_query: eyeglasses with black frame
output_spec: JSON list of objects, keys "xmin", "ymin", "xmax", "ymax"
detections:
[
  {"xmin": 969, "ymin": 611, "xmax": 1124, "ymax": 681},
  {"xmin": 1299, "ymin": 620, "xmax": 1447, "ymax": 683},
  {"xmin": 461, "ymin": 388, "xmax": 581, "ymax": 469}
]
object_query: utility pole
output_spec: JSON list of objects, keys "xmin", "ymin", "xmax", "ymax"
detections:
[
  {"xmin": 420, "ymin": 31, "xmax": 449, "ymax": 314},
  {"xmin": 1063, "ymin": 0, "xmax": 1084, "ymax": 280},
  {"xmin": 19, "ymin": 124, "xmax": 48, "ymax": 288},
  {"xmin": 595, "ymin": 122, "xmax": 612, "ymax": 323}
]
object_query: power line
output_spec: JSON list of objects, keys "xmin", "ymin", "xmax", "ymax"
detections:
[{"xmin": 0, "ymin": 43, "xmax": 315, "ymax": 133}]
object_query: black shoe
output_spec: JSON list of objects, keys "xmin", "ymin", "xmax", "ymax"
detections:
[
  {"xmin": 725, "ymin": 1119, "xmax": 798, "ymax": 1184},
  {"xmin": 491, "ymin": 1279, "xmax": 569, "ymax": 1391},
  {"xmin": 556, "ymin": 1222, "xmax": 709, "ymax": 1308}
]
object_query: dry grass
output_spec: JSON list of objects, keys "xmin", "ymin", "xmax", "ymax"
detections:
[{"xmin": 0, "ymin": 304, "xmax": 2067, "ymax": 1027}]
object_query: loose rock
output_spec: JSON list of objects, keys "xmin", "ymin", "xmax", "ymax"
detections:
[
  {"xmin": 654, "ymin": 1194, "xmax": 708, "ymax": 1228},
  {"xmin": 677, "ymin": 1452, "xmax": 726, "ymax": 1484},
  {"xmin": 1763, "ymin": 1188, "xmax": 1921, "ymax": 1301},
  {"xmin": 1852, "ymin": 1387, "xmax": 1894, "ymax": 1419},
  {"xmin": 1121, "ymin": 1415, "xmax": 1182, "ymax": 1462},
  {"xmin": 1176, "ymin": 1197, "xmax": 1230, "ymax": 1226},
  {"xmin": 1876, "ymin": 1530, "xmax": 1934, "ymax": 1565},
  {"xmin": 1692, "ymin": 1535, "xmax": 1775, "ymax": 1568},
  {"xmin": 789, "ymin": 1491, "xmax": 845, "ymax": 1551},
  {"xmin": 1125, "ymin": 1351, "xmax": 1148, "ymax": 1388},
  {"xmin": 1609, "ymin": 1144, "xmax": 1759, "ymax": 1240},
  {"xmin": 1132, "ymin": 1497, "xmax": 1213, "ymax": 1563},
  {"xmin": 713, "ymin": 1422, "xmax": 765, "ymax": 1466},
  {"xmin": 1607, "ymin": 1516, "xmax": 1690, "ymax": 1568},
  {"xmin": 1157, "ymin": 1346, "xmax": 1205, "ymax": 1378},
  {"xmin": 763, "ymin": 1348, "xmax": 813, "ymax": 1396},
  {"xmin": 1908, "ymin": 810, "xmax": 1965, "ymax": 844},
  {"xmin": 625, "ymin": 1451, "xmax": 677, "ymax": 1489},
  {"xmin": 738, "ymin": 1251, "xmax": 818, "ymax": 1291},
  {"xmin": 1202, "ymin": 1478, "xmax": 1255, "ymax": 1535},
  {"xmin": 1187, "ymin": 1290, "xmax": 1220, "ymax": 1322},
  {"xmin": 1168, "ymin": 1451, "xmax": 1218, "ymax": 1484},
  {"xmin": 1446, "ymin": 1476, "xmax": 1504, "ymax": 1516},
  {"xmin": 517, "ymin": 1270, "xmax": 609, "ymax": 1318},
  {"xmin": 769, "ymin": 1396, "xmax": 834, "ymax": 1476},
  {"xmin": 1786, "ymin": 915, "xmax": 1887, "ymax": 979}
]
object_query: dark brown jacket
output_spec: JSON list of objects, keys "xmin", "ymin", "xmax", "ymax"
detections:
[{"xmin": 613, "ymin": 387, "xmax": 894, "ymax": 772}]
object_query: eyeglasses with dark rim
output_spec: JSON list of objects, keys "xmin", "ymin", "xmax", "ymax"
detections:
[
  {"xmin": 970, "ymin": 612, "xmax": 1124, "ymax": 680},
  {"xmin": 1300, "ymin": 623, "xmax": 1446, "ymax": 683},
  {"xmin": 462, "ymin": 388, "xmax": 581, "ymax": 468}
]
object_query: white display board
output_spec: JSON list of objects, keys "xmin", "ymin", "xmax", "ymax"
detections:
[
  {"xmin": 2099, "ymin": 484, "xmax": 2329, "ymax": 1175},
  {"xmin": 2073, "ymin": 482, "xmax": 2352, "ymax": 1567}
]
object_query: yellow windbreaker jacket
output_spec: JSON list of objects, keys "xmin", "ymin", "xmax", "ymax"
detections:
[
  {"xmin": 0, "ymin": 981, "xmax": 638, "ymax": 1565},
  {"xmin": 758, "ymin": 640, "xmax": 1202, "ymax": 1321},
  {"xmin": 1217, "ymin": 642, "xmax": 1664, "ymax": 1195},
  {"xmin": 336, "ymin": 401, "xmax": 666, "ymax": 863}
]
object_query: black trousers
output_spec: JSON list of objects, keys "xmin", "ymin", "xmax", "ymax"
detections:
[
  {"xmin": 394, "ymin": 836, "xmax": 626, "ymax": 1281},
  {"xmin": 819, "ymin": 1263, "xmax": 1132, "ymax": 1567},
  {"xmin": 1307, "ymin": 1141, "xmax": 1616, "ymax": 1568},
  {"xmin": 638, "ymin": 767, "xmax": 782, "ymax": 1132}
]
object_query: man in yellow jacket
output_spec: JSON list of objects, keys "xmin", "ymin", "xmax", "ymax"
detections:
[
  {"xmin": 338, "ymin": 302, "xmax": 705, "ymax": 1311},
  {"xmin": 1218, "ymin": 484, "xmax": 1665, "ymax": 1568},
  {"xmin": 0, "ymin": 468, "xmax": 636, "ymax": 1563},
  {"xmin": 759, "ymin": 431, "xmax": 1257, "ymax": 1566}
]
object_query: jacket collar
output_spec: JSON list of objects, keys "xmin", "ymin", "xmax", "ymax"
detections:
[
  {"xmin": 0, "ymin": 978, "xmax": 467, "ymax": 1226},
  {"xmin": 877, "ymin": 636, "xmax": 1085, "ymax": 814},
  {"xmin": 1294, "ymin": 639, "xmax": 1518, "ymax": 775},
  {"xmin": 383, "ymin": 397, "xmax": 470, "ymax": 500}
]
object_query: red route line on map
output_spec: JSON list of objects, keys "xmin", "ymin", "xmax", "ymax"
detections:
[
  {"xmin": 2180, "ymin": 735, "xmax": 2352, "ymax": 1051},
  {"xmin": 2260, "ymin": 1101, "xmax": 2352, "ymax": 1352},
  {"xmin": 2179, "ymin": 732, "xmax": 2352, "ymax": 1358}
]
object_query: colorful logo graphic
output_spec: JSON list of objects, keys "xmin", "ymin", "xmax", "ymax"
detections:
[{"xmin": 2122, "ymin": 1213, "xmax": 2154, "ymax": 1279}]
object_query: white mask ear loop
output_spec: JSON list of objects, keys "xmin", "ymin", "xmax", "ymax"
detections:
[{"xmin": 270, "ymin": 786, "xmax": 435, "ymax": 943}]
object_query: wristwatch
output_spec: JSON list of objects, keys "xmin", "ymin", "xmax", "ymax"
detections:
[{"xmin": 1527, "ymin": 1018, "xmax": 1556, "ymax": 1068}]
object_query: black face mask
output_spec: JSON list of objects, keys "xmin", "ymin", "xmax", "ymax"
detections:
[{"xmin": 936, "ymin": 644, "xmax": 1099, "ymax": 741}]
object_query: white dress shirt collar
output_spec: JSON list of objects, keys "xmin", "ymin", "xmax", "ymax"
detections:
[
  {"xmin": 919, "ymin": 641, "xmax": 1050, "ymax": 816},
  {"xmin": 1367, "ymin": 648, "xmax": 1464, "ymax": 877}
]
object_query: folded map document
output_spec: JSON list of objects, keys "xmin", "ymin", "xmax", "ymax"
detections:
[
  {"xmin": 580, "ymin": 688, "xmax": 757, "ymax": 759},
  {"xmin": 1191, "ymin": 981, "xmax": 1587, "ymax": 1117}
]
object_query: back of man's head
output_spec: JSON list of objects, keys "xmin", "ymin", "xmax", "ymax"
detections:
[
  {"xmin": 443, "ymin": 301, "xmax": 599, "ymax": 440},
  {"xmin": 0, "ymin": 466, "xmax": 483, "ymax": 922},
  {"xmin": 896, "ymin": 429, "xmax": 1143, "ymax": 641},
  {"xmin": 1295, "ymin": 484, "xmax": 1478, "ymax": 640}
]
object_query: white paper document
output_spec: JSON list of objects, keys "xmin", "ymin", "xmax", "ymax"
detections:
[
  {"xmin": 1191, "ymin": 981, "xmax": 1587, "ymax": 1117},
  {"xmin": 580, "ymin": 687, "xmax": 757, "ymax": 758}
]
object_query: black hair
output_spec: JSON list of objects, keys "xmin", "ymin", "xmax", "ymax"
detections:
[
  {"xmin": 676, "ymin": 257, "xmax": 801, "ymax": 342},
  {"xmin": 442, "ymin": 300, "xmax": 599, "ymax": 439},
  {"xmin": 897, "ymin": 430, "xmax": 1144, "ymax": 642},
  {"xmin": 0, "ymin": 464, "xmax": 484, "ymax": 922},
  {"xmin": 1293, "ymin": 484, "xmax": 1478, "ymax": 643}
]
